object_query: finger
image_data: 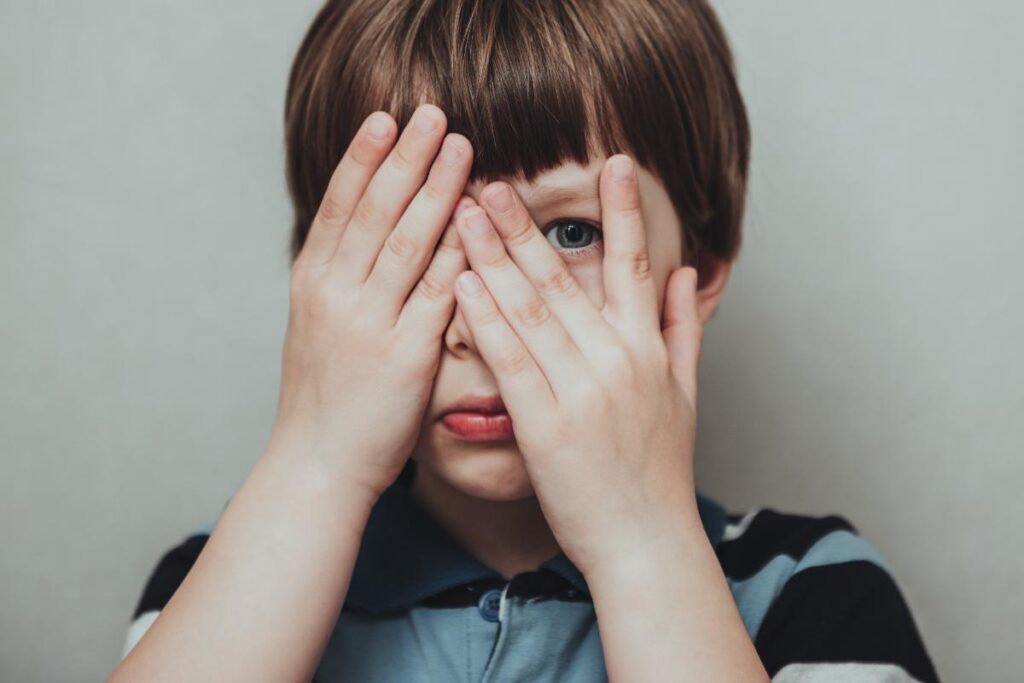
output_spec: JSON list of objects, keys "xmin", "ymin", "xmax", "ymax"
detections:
[
  {"xmin": 457, "ymin": 207, "xmax": 588, "ymax": 396},
  {"xmin": 600, "ymin": 154, "xmax": 660, "ymax": 335},
  {"xmin": 399, "ymin": 195, "xmax": 474, "ymax": 334},
  {"xmin": 476, "ymin": 181, "xmax": 618, "ymax": 359},
  {"xmin": 661, "ymin": 265, "xmax": 702, "ymax": 398},
  {"xmin": 366, "ymin": 133, "xmax": 473, "ymax": 316},
  {"xmin": 331, "ymin": 103, "xmax": 447, "ymax": 284},
  {"xmin": 300, "ymin": 111, "xmax": 396, "ymax": 268},
  {"xmin": 452, "ymin": 270, "xmax": 556, "ymax": 416}
]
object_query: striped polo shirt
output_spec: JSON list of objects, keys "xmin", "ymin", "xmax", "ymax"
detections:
[{"xmin": 122, "ymin": 464, "xmax": 940, "ymax": 681}]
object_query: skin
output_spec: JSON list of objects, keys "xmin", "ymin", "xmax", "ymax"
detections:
[
  {"xmin": 108, "ymin": 104, "xmax": 767, "ymax": 682},
  {"xmin": 409, "ymin": 156, "xmax": 704, "ymax": 577}
]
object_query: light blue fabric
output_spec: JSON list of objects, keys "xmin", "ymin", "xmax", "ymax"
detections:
[
  {"xmin": 727, "ymin": 529, "xmax": 888, "ymax": 638},
  {"xmin": 196, "ymin": 468, "xmax": 889, "ymax": 682},
  {"xmin": 309, "ymin": 466, "xmax": 727, "ymax": 681},
  {"xmin": 317, "ymin": 598, "xmax": 606, "ymax": 682}
]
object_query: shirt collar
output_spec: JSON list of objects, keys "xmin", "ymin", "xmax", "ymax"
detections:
[{"xmin": 345, "ymin": 465, "xmax": 728, "ymax": 615}]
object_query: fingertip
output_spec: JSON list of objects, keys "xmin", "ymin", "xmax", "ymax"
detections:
[
  {"xmin": 364, "ymin": 111, "xmax": 395, "ymax": 141},
  {"xmin": 682, "ymin": 265, "xmax": 700, "ymax": 289},
  {"xmin": 670, "ymin": 264, "xmax": 698, "ymax": 286},
  {"xmin": 607, "ymin": 154, "xmax": 636, "ymax": 184},
  {"xmin": 600, "ymin": 154, "xmax": 642, "ymax": 219},
  {"xmin": 455, "ymin": 270, "xmax": 484, "ymax": 297},
  {"xmin": 416, "ymin": 102, "xmax": 447, "ymax": 126}
]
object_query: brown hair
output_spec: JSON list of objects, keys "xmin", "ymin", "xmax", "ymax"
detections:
[{"xmin": 284, "ymin": 0, "xmax": 750, "ymax": 268}]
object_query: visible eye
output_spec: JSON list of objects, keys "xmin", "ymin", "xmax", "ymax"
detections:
[{"xmin": 543, "ymin": 218, "xmax": 604, "ymax": 257}]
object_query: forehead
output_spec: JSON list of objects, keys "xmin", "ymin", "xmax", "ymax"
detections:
[
  {"xmin": 464, "ymin": 158, "xmax": 603, "ymax": 207},
  {"xmin": 463, "ymin": 157, "xmax": 670, "ymax": 215}
]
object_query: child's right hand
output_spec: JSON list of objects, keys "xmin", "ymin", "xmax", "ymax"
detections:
[{"xmin": 269, "ymin": 104, "xmax": 473, "ymax": 502}]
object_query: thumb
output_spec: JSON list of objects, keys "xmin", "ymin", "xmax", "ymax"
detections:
[{"xmin": 661, "ymin": 266, "xmax": 703, "ymax": 396}]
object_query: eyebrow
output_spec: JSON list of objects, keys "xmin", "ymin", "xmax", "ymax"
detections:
[{"xmin": 524, "ymin": 182, "xmax": 600, "ymax": 208}]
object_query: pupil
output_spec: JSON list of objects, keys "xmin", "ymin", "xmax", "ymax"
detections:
[{"xmin": 559, "ymin": 221, "xmax": 590, "ymax": 248}]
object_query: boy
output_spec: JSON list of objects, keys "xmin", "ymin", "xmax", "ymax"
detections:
[{"xmin": 111, "ymin": 0, "xmax": 940, "ymax": 680}]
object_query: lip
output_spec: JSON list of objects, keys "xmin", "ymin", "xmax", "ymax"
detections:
[
  {"xmin": 441, "ymin": 394, "xmax": 507, "ymax": 415},
  {"xmin": 439, "ymin": 394, "xmax": 514, "ymax": 441}
]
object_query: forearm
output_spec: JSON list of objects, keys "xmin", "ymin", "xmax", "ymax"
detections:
[
  {"xmin": 109, "ymin": 432, "xmax": 379, "ymax": 683},
  {"xmin": 587, "ymin": 507, "xmax": 770, "ymax": 683}
]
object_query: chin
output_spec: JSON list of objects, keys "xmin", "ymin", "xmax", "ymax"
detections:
[{"xmin": 413, "ymin": 433, "xmax": 536, "ymax": 502}]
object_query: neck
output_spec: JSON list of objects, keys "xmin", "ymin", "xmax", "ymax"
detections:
[{"xmin": 408, "ymin": 463, "xmax": 563, "ymax": 581}]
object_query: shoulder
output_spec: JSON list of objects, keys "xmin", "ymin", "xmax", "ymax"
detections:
[
  {"xmin": 120, "ymin": 518, "xmax": 217, "ymax": 660},
  {"xmin": 715, "ymin": 506, "xmax": 885, "ymax": 584},
  {"xmin": 713, "ymin": 505, "xmax": 890, "ymax": 634},
  {"xmin": 714, "ymin": 506, "xmax": 940, "ymax": 682}
]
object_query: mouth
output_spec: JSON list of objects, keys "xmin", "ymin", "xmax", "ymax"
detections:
[{"xmin": 438, "ymin": 394, "xmax": 514, "ymax": 442}]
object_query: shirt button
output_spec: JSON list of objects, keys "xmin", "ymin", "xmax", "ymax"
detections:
[{"xmin": 478, "ymin": 588, "xmax": 502, "ymax": 622}]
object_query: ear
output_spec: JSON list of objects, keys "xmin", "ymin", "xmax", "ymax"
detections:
[{"xmin": 693, "ymin": 251, "xmax": 733, "ymax": 325}]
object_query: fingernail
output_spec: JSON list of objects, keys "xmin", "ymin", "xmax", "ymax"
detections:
[
  {"xmin": 413, "ymin": 106, "xmax": 440, "ymax": 134},
  {"xmin": 366, "ymin": 113, "xmax": 391, "ymax": 140},
  {"xmin": 484, "ymin": 183, "xmax": 514, "ymax": 213},
  {"xmin": 464, "ymin": 208, "xmax": 491, "ymax": 236},
  {"xmin": 610, "ymin": 156, "xmax": 634, "ymax": 182},
  {"xmin": 439, "ymin": 136, "xmax": 464, "ymax": 165},
  {"xmin": 457, "ymin": 271, "xmax": 483, "ymax": 295}
]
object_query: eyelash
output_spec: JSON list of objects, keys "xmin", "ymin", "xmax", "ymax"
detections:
[{"xmin": 541, "ymin": 218, "xmax": 604, "ymax": 259}]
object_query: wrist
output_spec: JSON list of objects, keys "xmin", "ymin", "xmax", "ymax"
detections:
[
  {"xmin": 260, "ymin": 426, "xmax": 385, "ymax": 518},
  {"xmin": 583, "ymin": 500, "xmax": 709, "ymax": 586}
]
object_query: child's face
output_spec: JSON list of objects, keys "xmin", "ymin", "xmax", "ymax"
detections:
[{"xmin": 411, "ymin": 157, "xmax": 686, "ymax": 501}]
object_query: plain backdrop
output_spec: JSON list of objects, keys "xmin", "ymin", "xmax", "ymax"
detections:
[{"xmin": 2, "ymin": 1, "xmax": 1020, "ymax": 681}]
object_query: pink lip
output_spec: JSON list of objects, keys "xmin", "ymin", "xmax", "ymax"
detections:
[
  {"xmin": 439, "ymin": 395, "xmax": 514, "ymax": 441},
  {"xmin": 441, "ymin": 412, "xmax": 514, "ymax": 441}
]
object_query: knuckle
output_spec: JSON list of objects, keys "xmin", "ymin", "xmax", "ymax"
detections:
[
  {"xmin": 535, "ymin": 263, "xmax": 579, "ymax": 298},
  {"xmin": 304, "ymin": 281, "xmax": 338, "ymax": 321},
  {"xmin": 419, "ymin": 175, "xmax": 450, "ymax": 204},
  {"xmin": 514, "ymin": 296, "xmax": 551, "ymax": 329},
  {"xmin": 384, "ymin": 229, "xmax": 420, "ymax": 262},
  {"xmin": 505, "ymin": 219, "xmax": 536, "ymax": 248},
  {"xmin": 316, "ymin": 191, "xmax": 349, "ymax": 226},
  {"xmin": 481, "ymin": 245, "xmax": 509, "ymax": 269},
  {"xmin": 391, "ymin": 143, "xmax": 420, "ymax": 174},
  {"xmin": 618, "ymin": 250, "xmax": 652, "ymax": 281},
  {"xmin": 415, "ymin": 270, "xmax": 450, "ymax": 303},
  {"xmin": 351, "ymin": 197, "xmax": 383, "ymax": 233},
  {"xmin": 498, "ymin": 348, "xmax": 533, "ymax": 376},
  {"xmin": 476, "ymin": 303, "xmax": 504, "ymax": 326},
  {"xmin": 349, "ymin": 136, "xmax": 384, "ymax": 168},
  {"xmin": 434, "ymin": 236, "xmax": 463, "ymax": 258},
  {"xmin": 617, "ymin": 203, "xmax": 643, "ymax": 222}
]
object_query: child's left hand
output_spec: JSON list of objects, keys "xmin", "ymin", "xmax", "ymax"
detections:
[{"xmin": 453, "ymin": 155, "xmax": 706, "ymax": 578}]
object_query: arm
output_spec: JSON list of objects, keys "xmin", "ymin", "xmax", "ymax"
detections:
[
  {"xmin": 110, "ymin": 104, "xmax": 475, "ymax": 682},
  {"xmin": 111, "ymin": 438, "xmax": 376, "ymax": 682},
  {"xmin": 586, "ymin": 506, "xmax": 768, "ymax": 682},
  {"xmin": 448, "ymin": 154, "xmax": 769, "ymax": 680}
]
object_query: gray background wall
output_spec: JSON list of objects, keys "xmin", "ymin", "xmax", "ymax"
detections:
[{"xmin": 1, "ymin": 1, "xmax": 1019, "ymax": 680}]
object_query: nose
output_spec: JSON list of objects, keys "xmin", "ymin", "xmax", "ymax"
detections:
[
  {"xmin": 443, "ymin": 184, "xmax": 490, "ymax": 359},
  {"xmin": 443, "ymin": 297, "xmax": 480, "ymax": 359}
]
